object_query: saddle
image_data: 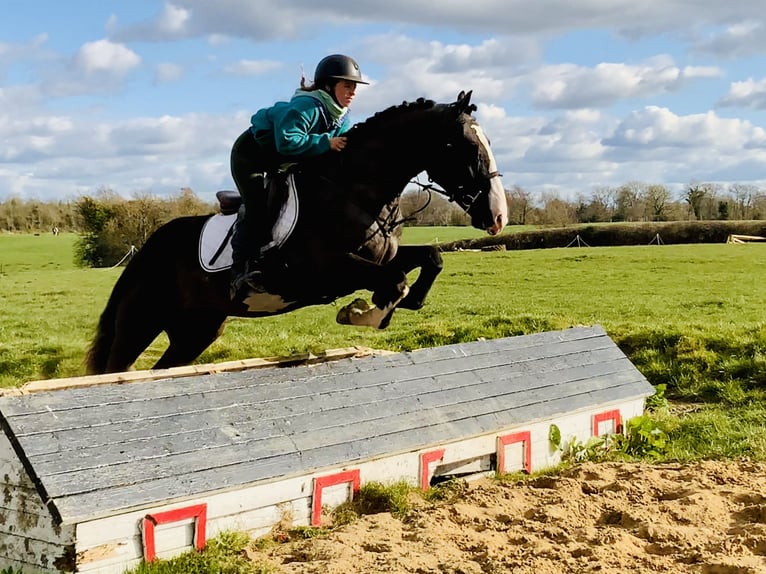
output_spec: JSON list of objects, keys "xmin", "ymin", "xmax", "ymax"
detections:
[
  {"xmin": 215, "ymin": 190, "xmax": 241, "ymax": 215},
  {"xmin": 200, "ymin": 176, "xmax": 299, "ymax": 272}
]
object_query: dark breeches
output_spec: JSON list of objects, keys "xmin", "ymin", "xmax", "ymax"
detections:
[{"xmin": 230, "ymin": 130, "xmax": 276, "ymax": 259}]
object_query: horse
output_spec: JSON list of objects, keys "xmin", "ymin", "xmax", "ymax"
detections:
[{"xmin": 86, "ymin": 90, "xmax": 508, "ymax": 374}]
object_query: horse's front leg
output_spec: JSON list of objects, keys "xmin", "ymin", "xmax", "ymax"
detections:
[
  {"xmin": 334, "ymin": 253, "xmax": 409, "ymax": 329},
  {"xmin": 390, "ymin": 244, "xmax": 444, "ymax": 311}
]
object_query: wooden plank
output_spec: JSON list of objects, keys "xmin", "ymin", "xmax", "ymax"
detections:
[
  {"xmin": 0, "ymin": 327, "xmax": 654, "ymax": 523},
  {"xmin": 1, "ymin": 346, "xmax": 380, "ymax": 397},
  {"xmin": 52, "ymin": 452, "xmax": 307, "ymax": 523},
  {"xmin": 0, "ymin": 557, "xmax": 59, "ymax": 574},
  {"xmin": 0, "ymin": 484, "xmax": 51, "ymax": 516},
  {"xmin": 17, "ymin": 344, "xmax": 624, "ymax": 460},
  {"xmin": 24, "ymin": 348, "xmax": 628, "ymax": 467},
  {"xmin": 404, "ymin": 325, "xmax": 607, "ymax": 364},
  {"xmin": 75, "ymin": 473, "xmax": 315, "ymax": 544},
  {"xmin": 0, "ymin": 326, "xmax": 609, "ymax": 418},
  {"xmin": 4, "ymin": 335, "xmax": 618, "ymax": 435},
  {"xmin": 73, "ymin": 497, "xmax": 315, "ymax": 574},
  {"xmin": 29, "ymin": 356, "xmax": 635, "ymax": 482},
  {"xmin": 33, "ymin": 366, "xmax": 646, "ymax": 492},
  {"xmin": 46, "ymin": 377, "xmax": 649, "ymax": 521},
  {"xmin": 51, "ymin": 390, "xmax": 649, "ymax": 524}
]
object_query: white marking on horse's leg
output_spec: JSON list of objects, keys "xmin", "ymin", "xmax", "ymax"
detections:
[
  {"xmin": 337, "ymin": 286, "xmax": 409, "ymax": 328},
  {"xmin": 243, "ymin": 290, "xmax": 292, "ymax": 312}
]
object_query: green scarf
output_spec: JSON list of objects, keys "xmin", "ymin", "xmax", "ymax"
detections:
[{"xmin": 294, "ymin": 89, "xmax": 348, "ymax": 126}]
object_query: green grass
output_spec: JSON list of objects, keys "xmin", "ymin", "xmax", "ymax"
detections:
[
  {"xmin": 2, "ymin": 229, "xmax": 765, "ymax": 571},
  {"xmin": 1, "ymin": 231, "xmax": 766, "ymax": 462},
  {"xmin": 124, "ymin": 531, "xmax": 277, "ymax": 574}
]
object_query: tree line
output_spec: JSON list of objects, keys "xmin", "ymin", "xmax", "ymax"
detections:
[
  {"xmin": 1, "ymin": 181, "xmax": 764, "ymax": 266},
  {"xmin": 504, "ymin": 181, "xmax": 766, "ymax": 226}
]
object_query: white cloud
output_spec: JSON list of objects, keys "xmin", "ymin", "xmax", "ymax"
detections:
[
  {"xmin": 110, "ymin": 0, "xmax": 762, "ymax": 43},
  {"xmin": 718, "ymin": 78, "xmax": 766, "ymax": 110},
  {"xmin": 158, "ymin": 3, "xmax": 191, "ymax": 35},
  {"xmin": 3, "ymin": 2, "xmax": 766, "ymax": 202},
  {"xmin": 73, "ymin": 39, "xmax": 141, "ymax": 75},
  {"xmin": 607, "ymin": 106, "xmax": 762, "ymax": 149},
  {"xmin": 528, "ymin": 57, "xmax": 722, "ymax": 109},
  {"xmin": 692, "ymin": 20, "xmax": 766, "ymax": 58}
]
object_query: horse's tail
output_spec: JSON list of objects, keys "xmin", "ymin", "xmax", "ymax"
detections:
[
  {"xmin": 85, "ymin": 289, "xmax": 119, "ymax": 374},
  {"xmin": 84, "ymin": 240, "xmax": 156, "ymax": 374},
  {"xmin": 85, "ymin": 216, "xmax": 206, "ymax": 374}
]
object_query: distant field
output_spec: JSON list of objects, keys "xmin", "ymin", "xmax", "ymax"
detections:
[
  {"xmin": 400, "ymin": 224, "xmax": 533, "ymax": 244},
  {"xmin": 2, "ymin": 228, "xmax": 766, "ymax": 461},
  {"xmin": 0, "ymin": 228, "xmax": 763, "ymax": 380}
]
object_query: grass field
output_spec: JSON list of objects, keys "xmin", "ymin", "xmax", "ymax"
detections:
[
  {"xmin": 2, "ymin": 226, "xmax": 766, "ymax": 574},
  {"xmin": 1, "ymin": 228, "xmax": 765, "ymax": 463}
]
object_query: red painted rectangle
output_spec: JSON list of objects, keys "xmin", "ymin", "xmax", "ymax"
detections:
[
  {"xmin": 593, "ymin": 409, "xmax": 622, "ymax": 436},
  {"xmin": 419, "ymin": 448, "xmax": 446, "ymax": 490},
  {"xmin": 142, "ymin": 503, "xmax": 207, "ymax": 562},
  {"xmin": 497, "ymin": 430, "xmax": 532, "ymax": 474},
  {"xmin": 312, "ymin": 469, "xmax": 361, "ymax": 526}
]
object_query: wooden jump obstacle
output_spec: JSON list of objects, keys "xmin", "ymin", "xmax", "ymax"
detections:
[{"xmin": 0, "ymin": 326, "xmax": 654, "ymax": 573}]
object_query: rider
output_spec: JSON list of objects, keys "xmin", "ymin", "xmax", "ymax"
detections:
[{"xmin": 229, "ymin": 54, "xmax": 368, "ymax": 298}]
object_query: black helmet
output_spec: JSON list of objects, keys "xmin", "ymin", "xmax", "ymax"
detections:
[{"xmin": 314, "ymin": 54, "xmax": 369, "ymax": 85}]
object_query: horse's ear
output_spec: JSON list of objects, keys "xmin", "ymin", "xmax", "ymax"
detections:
[{"xmin": 456, "ymin": 90, "xmax": 476, "ymax": 114}]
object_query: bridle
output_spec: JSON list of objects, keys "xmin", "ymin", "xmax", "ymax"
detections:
[{"xmin": 425, "ymin": 168, "xmax": 502, "ymax": 214}]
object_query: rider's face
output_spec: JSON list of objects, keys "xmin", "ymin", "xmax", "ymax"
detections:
[{"xmin": 334, "ymin": 80, "xmax": 357, "ymax": 108}]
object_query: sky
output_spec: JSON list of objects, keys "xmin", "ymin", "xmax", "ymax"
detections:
[{"xmin": 2, "ymin": 0, "xmax": 766, "ymax": 204}]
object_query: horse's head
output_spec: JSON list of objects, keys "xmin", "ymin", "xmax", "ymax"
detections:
[{"xmin": 426, "ymin": 91, "xmax": 508, "ymax": 235}]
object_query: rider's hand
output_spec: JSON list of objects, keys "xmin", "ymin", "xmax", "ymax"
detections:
[{"xmin": 329, "ymin": 136, "xmax": 347, "ymax": 152}]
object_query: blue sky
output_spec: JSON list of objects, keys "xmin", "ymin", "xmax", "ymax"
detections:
[{"xmin": 2, "ymin": 0, "xmax": 766, "ymax": 203}]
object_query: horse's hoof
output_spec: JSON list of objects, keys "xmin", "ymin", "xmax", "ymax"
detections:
[{"xmin": 336, "ymin": 298, "xmax": 373, "ymax": 325}]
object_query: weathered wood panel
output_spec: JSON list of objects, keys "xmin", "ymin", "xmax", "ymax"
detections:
[
  {"xmin": 29, "ymin": 352, "xmax": 628, "ymax": 474},
  {"xmin": 0, "ymin": 326, "xmax": 655, "ymax": 527},
  {"xmin": 0, "ymin": 530, "xmax": 73, "ymax": 572},
  {"xmin": 0, "ymin": 431, "xmax": 75, "ymax": 573}
]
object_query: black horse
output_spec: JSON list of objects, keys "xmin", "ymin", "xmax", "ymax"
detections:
[{"xmin": 86, "ymin": 91, "xmax": 508, "ymax": 374}]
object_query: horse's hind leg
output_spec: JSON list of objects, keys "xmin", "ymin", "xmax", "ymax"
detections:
[
  {"xmin": 106, "ymin": 306, "xmax": 164, "ymax": 373},
  {"xmin": 392, "ymin": 245, "xmax": 444, "ymax": 310},
  {"xmin": 152, "ymin": 311, "xmax": 227, "ymax": 370}
]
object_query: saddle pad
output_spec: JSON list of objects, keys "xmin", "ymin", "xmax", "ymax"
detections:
[
  {"xmin": 199, "ymin": 213, "xmax": 237, "ymax": 272},
  {"xmin": 198, "ymin": 176, "xmax": 300, "ymax": 273}
]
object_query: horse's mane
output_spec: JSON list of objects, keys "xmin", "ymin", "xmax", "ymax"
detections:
[{"xmin": 346, "ymin": 98, "xmax": 438, "ymax": 142}]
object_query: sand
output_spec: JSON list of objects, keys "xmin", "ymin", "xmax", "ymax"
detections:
[{"xmin": 250, "ymin": 460, "xmax": 766, "ymax": 574}]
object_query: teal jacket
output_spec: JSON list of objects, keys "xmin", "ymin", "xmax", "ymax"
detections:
[{"xmin": 250, "ymin": 91, "xmax": 350, "ymax": 157}]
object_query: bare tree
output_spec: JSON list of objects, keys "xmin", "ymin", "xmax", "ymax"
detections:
[
  {"xmin": 507, "ymin": 185, "xmax": 532, "ymax": 225},
  {"xmin": 592, "ymin": 186, "xmax": 618, "ymax": 221},
  {"xmin": 534, "ymin": 191, "xmax": 577, "ymax": 226},
  {"xmin": 643, "ymin": 184, "xmax": 670, "ymax": 221},
  {"xmin": 615, "ymin": 181, "xmax": 645, "ymax": 221},
  {"xmin": 728, "ymin": 183, "xmax": 759, "ymax": 220}
]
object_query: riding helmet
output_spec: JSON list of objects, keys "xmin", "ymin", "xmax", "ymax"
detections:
[{"xmin": 314, "ymin": 54, "xmax": 369, "ymax": 85}]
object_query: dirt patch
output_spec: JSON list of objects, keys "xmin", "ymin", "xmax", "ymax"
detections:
[{"xmin": 253, "ymin": 460, "xmax": 766, "ymax": 573}]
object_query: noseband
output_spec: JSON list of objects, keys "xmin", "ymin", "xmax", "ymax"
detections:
[{"xmin": 429, "ymin": 170, "xmax": 502, "ymax": 213}]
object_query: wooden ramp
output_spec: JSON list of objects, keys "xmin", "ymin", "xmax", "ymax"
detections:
[{"xmin": 0, "ymin": 325, "xmax": 655, "ymax": 573}]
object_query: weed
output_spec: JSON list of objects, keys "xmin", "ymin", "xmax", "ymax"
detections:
[{"xmin": 330, "ymin": 480, "xmax": 416, "ymax": 526}]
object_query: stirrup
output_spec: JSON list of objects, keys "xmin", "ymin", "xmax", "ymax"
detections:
[{"xmin": 230, "ymin": 261, "xmax": 266, "ymax": 300}]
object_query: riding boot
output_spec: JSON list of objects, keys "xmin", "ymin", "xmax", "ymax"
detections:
[
  {"xmin": 229, "ymin": 175, "xmax": 265, "ymax": 299},
  {"xmin": 253, "ymin": 177, "xmax": 276, "ymax": 268},
  {"xmin": 229, "ymin": 209, "xmax": 249, "ymax": 299}
]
